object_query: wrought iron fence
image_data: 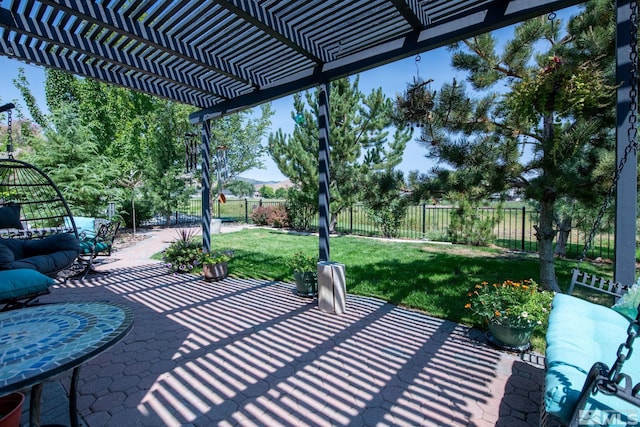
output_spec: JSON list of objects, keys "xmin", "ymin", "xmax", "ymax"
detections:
[{"xmin": 141, "ymin": 198, "xmax": 616, "ymax": 260}]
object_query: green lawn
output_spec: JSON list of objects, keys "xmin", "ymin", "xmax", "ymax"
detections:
[{"xmin": 157, "ymin": 227, "xmax": 616, "ymax": 353}]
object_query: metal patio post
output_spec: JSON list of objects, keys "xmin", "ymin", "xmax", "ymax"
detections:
[
  {"xmin": 615, "ymin": 0, "xmax": 638, "ymax": 286},
  {"xmin": 318, "ymin": 82, "xmax": 331, "ymax": 262},
  {"xmin": 201, "ymin": 120, "xmax": 212, "ymax": 253}
]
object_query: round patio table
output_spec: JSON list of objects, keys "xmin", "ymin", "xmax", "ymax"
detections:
[{"xmin": 0, "ymin": 301, "xmax": 134, "ymax": 427}]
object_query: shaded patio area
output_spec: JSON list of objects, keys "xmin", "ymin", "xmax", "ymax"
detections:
[{"xmin": 30, "ymin": 263, "xmax": 544, "ymax": 426}]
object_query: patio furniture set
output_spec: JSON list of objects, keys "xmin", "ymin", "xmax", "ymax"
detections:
[{"xmin": 0, "ymin": 138, "xmax": 130, "ymax": 426}]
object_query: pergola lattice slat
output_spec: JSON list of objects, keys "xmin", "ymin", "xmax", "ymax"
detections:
[{"xmin": 0, "ymin": 0, "xmax": 585, "ymax": 115}]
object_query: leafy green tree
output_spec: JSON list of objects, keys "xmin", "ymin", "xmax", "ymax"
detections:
[
  {"xmin": 23, "ymin": 104, "xmax": 117, "ymax": 216},
  {"xmin": 12, "ymin": 69, "xmax": 47, "ymax": 128},
  {"xmin": 141, "ymin": 101, "xmax": 194, "ymax": 226},
  {"xmin": 274, "ymin": 187, "xmax": 288, "ymax": 199},
  {"xmin": 269, "ymin": 76, "xmax": 410, "ymax": 231},
  {"xmin": 209, "ymin": 104, "xmax": 274, "ymax": 185},
  {"xmin": 226, "ymin": 179, "xmax": 255, "ymax": 198},
  {"xmin": 410, "ymin": 0, "xmax": 616, "ymax": 291},
  {"xmin": 259, "ymin": 185, "xmax": 275, "ymax": 199}
]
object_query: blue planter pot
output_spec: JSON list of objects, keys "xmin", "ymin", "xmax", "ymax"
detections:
[
  {"xmin": 487, "ymin": 320, "xmax": 535, "ymax": 352},
  {"xmin": 293, "ymin": 271, "xmax": 317, "ymax": 297}
]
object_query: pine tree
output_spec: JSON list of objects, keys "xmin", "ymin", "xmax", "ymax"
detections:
[
  {"xmin": 410, "ymin": 0, "xmax": 616, "ymax": 291},
  {"xmin": 268, "ymin": 76, "xmax": 411, "ymax": 231}
]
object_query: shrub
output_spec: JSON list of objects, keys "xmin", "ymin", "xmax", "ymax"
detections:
[
  {"xmin": 362, "ymin": 170, "xmax": 409, "ymax": 238},
  {"xmin": 448, "ymin": 197, "xmax": 503, "ymax": 246},
  {"xmin": 289, "ymin": 251, "xmax": 318, "ymax": 273},
  {"xmin": 268, "ymin": 205, "xmax": 289, "ymax": 228},
  {"xmin": 120, "ymin": 197, "xmax": 154, "ymax": 228},
  {"xmin": 285, "ymin": 188, "xmax": 316, "ymax": 231},
  {"xmin": 251, "ymin": 206, "xmax": 271, "ymax": 225}
]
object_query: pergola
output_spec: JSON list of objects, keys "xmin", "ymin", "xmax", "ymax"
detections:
[{"xmin": 0, "ymin": 0, "xmax": 636, "ymax": 284}]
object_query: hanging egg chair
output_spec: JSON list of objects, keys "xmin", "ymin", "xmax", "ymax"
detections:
[
  {"xmin": 0, "ymin": 103, "xmax": 78, "ymax": 238},
  {"xmin": 0, "ymin": 156, "xmax": 78, "ymax": 238}
]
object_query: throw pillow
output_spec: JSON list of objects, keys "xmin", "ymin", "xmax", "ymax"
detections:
[
  {"xmin": 0, "ymin": 269, "xmax": 55, "ymax": 300},
  {"xmin": 612, "ymin": 282, "xmax": 640, "ymax": 320},
  {"xmin": 0, "ymin": 204, "xmax": 22, "ymax": 229}
]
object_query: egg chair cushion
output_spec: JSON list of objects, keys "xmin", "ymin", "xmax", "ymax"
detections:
[
  {"xmin": 0, "ymin": 269, "xmax": 55, "ymax": 302},
  {"xmin": 0, "ymin": 233, "xmax": 80, "ymax": 277}
]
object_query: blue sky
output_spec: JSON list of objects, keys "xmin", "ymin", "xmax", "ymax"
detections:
[{"xmin": 0, "ymin": 6, "xmax": 579, "ymax": 182}]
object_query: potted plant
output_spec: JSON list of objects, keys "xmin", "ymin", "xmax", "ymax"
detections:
[
  {"xmin": 200, "ymin": 250, "xmax": 232, "ymax": 282},
  {"xmin": 466, "ymin": 279, "xmax": 554, "ymax": 351},
  {"xmin": 289, "ymin": 251, "xmax": 318, "ymax": 297},
  {"xmin": 161, "ymin": 229, "xmax": 201, "ymax": 273}
]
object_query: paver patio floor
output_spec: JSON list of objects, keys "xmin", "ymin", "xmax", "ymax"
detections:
[{"xmin": 26, "ymin": 260, "xmax": 545, "ymax": 426}]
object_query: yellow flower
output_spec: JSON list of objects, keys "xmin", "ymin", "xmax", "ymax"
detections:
[
  {"xmin": 494, "ymin": 311, "xmax": 501, "ymax": 317},
  {"xmin": 465, "ymin": 303, "xmax": 471, "ymax": 309}
]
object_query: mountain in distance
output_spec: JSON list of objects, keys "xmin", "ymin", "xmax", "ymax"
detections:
[{"xmin": 236, "ymin": 176, "xmax": 292, "ymax": 190}]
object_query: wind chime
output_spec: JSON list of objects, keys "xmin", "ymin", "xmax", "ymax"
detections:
[
  {"xmin": 213, "ymin": 145, "xmax": 229, "ymax": 203},
  {"xmin": 183, "ymin": 132, "xmax": 199, "ymax": 173},
  {"xmin": 1, "ymin": 103, "xmax": 15, "ymax": 155}
]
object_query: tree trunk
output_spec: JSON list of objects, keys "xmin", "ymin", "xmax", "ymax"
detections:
[
  {"xmin": 537, "ymin": 198, "xmax": 560, "ymax": 292},
  {"xmin": 329, "ymin": 213, "xmax": 338, "ymax": 233},
  {"xmin": 537, "ymin": 113, "xmax": 562, "ymax": 293},
  {"xmin": 554, "ymin": 216, "xmax": 571, "ymax": 256}
]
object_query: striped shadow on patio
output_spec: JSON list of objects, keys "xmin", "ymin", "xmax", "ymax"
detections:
[{"xmin": 42, "ymin": 264, "xmax": 544, "ymax": 426}]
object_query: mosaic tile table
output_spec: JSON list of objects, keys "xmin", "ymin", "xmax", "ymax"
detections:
[{"xmin": 0, "ymin": 302, "xmax": 134, "ymax": 427}]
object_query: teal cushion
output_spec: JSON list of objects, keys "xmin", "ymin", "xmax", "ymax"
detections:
[
  {"xmin": 0, "ymin": 269, "xmax": 54, "ymax": 300},
  {"xmin": 79, "ymin": 240, "xmax": 109, "ymax": 255},
  {"xmin": 68, "ymin": 216, "xmax": 96, "ymax": 239},
  {"xmin": 24, "ymin": 233, "xmax": 80, "ymax": 257},
  {"xmin": 545, "ymin": 294, "xmax": 640, "ymax": 424},
  {"xmin": 0, "ymin": 244, "xmax": 14, "ymax": 269}
]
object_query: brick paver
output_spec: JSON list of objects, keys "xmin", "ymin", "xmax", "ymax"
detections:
[{"xmin": 24, "ymin": 224, "xmax": 545, "ymax": 426}]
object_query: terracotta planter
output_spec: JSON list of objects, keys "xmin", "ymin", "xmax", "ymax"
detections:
[
  {"xmin": 203, "ymin": 262, "xmax": 228, "ymax": 282},
  {"xmin": 0, "ymin": 392, "xmax": 24, "ymax": 427},
  {"xmin": 293, "ymin": 271, "xmax": 317, "ymax": 297},
  {"xmin": 487, "ymin": 320, "xmax": 535, "ymax": 351}
]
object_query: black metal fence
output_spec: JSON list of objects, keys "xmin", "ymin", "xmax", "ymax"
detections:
[{"xmin": 141, "ymin": 198, "xmax": 616, "ymax": 260}]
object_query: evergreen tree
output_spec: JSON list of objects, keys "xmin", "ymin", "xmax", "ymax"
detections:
[
  {"xmin": 361, "ymin": 169, "xmax": 409, "ymax": 238},
  {"xmin": 269, "ymin": 76, "xmax": 411, "ymax": 231},
  {"xmin": 408, "ymin": 0, "xmax": 616, "ymax": 291},
  {"xmin": 24, "ymin": 105, "xmax": 116, "ymax": 216}
]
